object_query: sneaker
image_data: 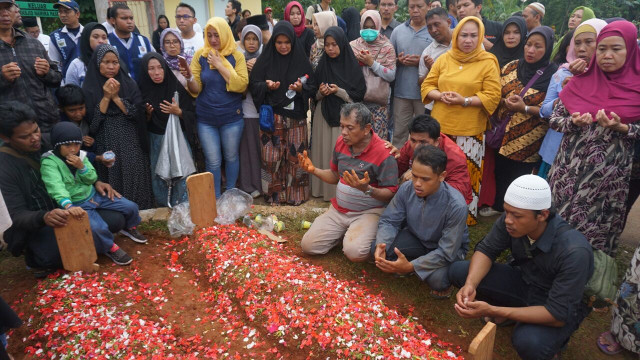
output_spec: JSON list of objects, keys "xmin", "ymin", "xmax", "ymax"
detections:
[
  {"xmin": 120, "ymin": 228, "xmax": 148, "ymax": 244},
  {"xmin": 105, "ymin": 248, "xmax": 133, "ymax": 265},
  {"xmin": 479, "ymin": 207, "xmax": 502, "ymax": 217}
]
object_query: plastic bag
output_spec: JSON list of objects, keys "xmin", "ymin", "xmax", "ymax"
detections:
[
  {"xmin": 167, "ymin": 202, "xmax": 195, "ymax": 238},
  {"xmin": 215, "ymin": 189, "xmax": 253, "ymax": 225}
]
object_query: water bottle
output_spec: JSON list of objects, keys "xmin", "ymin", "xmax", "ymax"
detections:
[{"xmin": 285, "ymin": 74, "xmax": 309, "ymax": 99}]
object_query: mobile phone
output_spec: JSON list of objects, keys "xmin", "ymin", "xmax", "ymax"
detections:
[{"xmin": 177, "ymin": 55, "xmax": 189, "ymax": 70}]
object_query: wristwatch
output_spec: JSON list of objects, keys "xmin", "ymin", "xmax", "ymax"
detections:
[
  {"xmin": 463, "ymin": 97, "xmax": 471, "ymax": 107},
  {"xmin": 364, "ymin": 186, "xmax": 374, "ymax": 196}
]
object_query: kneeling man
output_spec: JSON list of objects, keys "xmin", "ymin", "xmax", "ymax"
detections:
[
  {"xmin": 449, "ymin": 175, "xmax": 593, "ymax": 360},
  {"xmin": 299, "ymin": 103, "xmax": 398, "ymax": 262},
  {"xmin": 373, "ymin": 145, "xmax": 469, "ymax": 298}
]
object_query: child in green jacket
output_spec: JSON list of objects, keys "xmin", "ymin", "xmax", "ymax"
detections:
[{"xmin": 40, "ymin": 122, "xmax": 147, "ymax": 265}]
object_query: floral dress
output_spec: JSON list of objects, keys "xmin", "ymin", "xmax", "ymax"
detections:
[
  {"xmin": 547, "ymin": 101, "xmax": 640, "ymax": 256},
  {"xmin": 611, "ymin": 245, "xmax": 640, "ymax": 354}
]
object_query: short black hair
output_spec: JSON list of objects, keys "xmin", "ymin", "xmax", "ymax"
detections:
[
  {"xmin": 236, "ymin": 18, "xmax": 247, "ymax": 35},
  {"xmin": 446, "ymin": 0, "xmax": 456, "ymax": 9},
  {"xmin": 471, "ymin": 0, "xmax": 482, "ymax": 5},
  {"xmin": 369, "ymin": 0, "xmax": 380, "ymax": 6},
  {"xmin": 0, "ymin": 101, "xmax": 37, "ymax": 138},
  {"xmin": 534, "ymin": 207, "xmax": 556, "ymax": 221},
  {"xmin": 553, "ymin": 29, "xmax": 575, "ymax": 64},
  {"xmin": 380, "ymin": 0, "xmax": 399, "ymax": 6},
  {"xmin": 412, "ymin": 144, "xmax": 447, "ymax": 174},
  {"xmin": 408, "ymin": 114, "xmax": 440, "ymax": 140},
  {"xmin": 426, "ymin": 7, "xmax": 449, "ymax": 21},
  {"xmin": 229, "ymin": 0, "xmax": 242, "ymax": 15},
  {"xmin": 511, "ymin": 10, "xmax": 522, "ymax": 17},
  {"xmin": 176, "ymin": 2, "xmax": 196, "ymax": 16},
  {"xmin": 242, "ymin": 9, "xmax": 251, "ymax": 17},
  {"xmin": 340, "ymin": 103, "xmax": 372, "ymax": 129},
  {"xmin": 106, "ymin": 7, "xmax": 112, "ymax": 19},
  {"xmin": 111, "ymin": 3, "xmax": 131, "ymax": 18},
  {"xmin": 56, "ymin": 84, "xmax": 85, "ymax": 108},
  {"xmin": 22, "ymin": 17, "xmax": 38, "ymax": 28}
]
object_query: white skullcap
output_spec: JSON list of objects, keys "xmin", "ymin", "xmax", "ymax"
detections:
[
  {"xmin": 504, "ymin": 175, "xmax": 551, "ymax": 211},
  {"xmin": 528, "ymin": 2, "xmax": 545, "ymax": 17}
]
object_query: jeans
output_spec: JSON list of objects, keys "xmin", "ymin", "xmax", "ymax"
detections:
[
  {"xmin": 78, "ymin": 193, "xmax": 141, "ymax": 254},
  {"xmin": 371, "ymin": 228, "xmax": 451, "ymax": 291},
  {"xmin": 197, "ymin": 119, "xmax": 244, "ymax": 198},
  {"xmin": 148, "ymin": 132, "xmax": 189, "ymax": 207},
  {"xmin": 449, "ymin": 261, "xmax": 590, "ymax": 360}
]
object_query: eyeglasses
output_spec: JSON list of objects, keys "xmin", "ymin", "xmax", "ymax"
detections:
[
  {"xmin": 163, "ymin": 40, "xmax": 180, "ymax": 46},
  {"xmin": 175, "ymin": 14, "xmax": 194, "ymax": 20}
]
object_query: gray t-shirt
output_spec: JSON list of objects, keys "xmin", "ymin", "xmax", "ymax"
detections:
[{"xmin": 390, "ymin": 21, "xmax": 433, "ymax": 100}]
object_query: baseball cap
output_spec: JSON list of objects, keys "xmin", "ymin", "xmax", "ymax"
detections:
[
  {"xmin": 264, "ymin": 7, "xmax": 272, "ymax": 13},
  {"xmin": 0, "ymin": 0, "xmax": 16, "ymax": 4},
  {"xmin": 53, "ymin": 0, "xmax": 80, "ymax": 12}
]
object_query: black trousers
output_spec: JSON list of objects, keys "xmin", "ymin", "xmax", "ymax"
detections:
[{"xmin": 493, "ymin": 154, "xmax": 538, "ymax": 212}]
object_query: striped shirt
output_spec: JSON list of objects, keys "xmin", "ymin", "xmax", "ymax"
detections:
[{"xmin": 330, "ymin": 132, "xmax": 399, "ymax": 213}]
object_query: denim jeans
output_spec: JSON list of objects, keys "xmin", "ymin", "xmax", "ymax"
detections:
[
  {"xmin": 449, "ymin": 261, "xmax": 590, "ymax": 360},
  {"xmin": 148, "ymin": 132, "xmax": 189, "ymax": 207},
  {"xmin": 78, "ymin": 192, "xmax": 141, "ymax": 254},
  {"xmin": 197, "ymin": 119, "xmax": 244, "ymax": 198}
]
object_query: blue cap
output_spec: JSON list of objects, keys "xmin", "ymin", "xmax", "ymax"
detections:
[{"xmin": 53, "ymin": 0, "xmax": 80, "ymax": 12}]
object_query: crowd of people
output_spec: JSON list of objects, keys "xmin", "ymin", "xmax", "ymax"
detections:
[{"xmin": 1, "ymin": 0, "xmax": 640, "ymax": 358}]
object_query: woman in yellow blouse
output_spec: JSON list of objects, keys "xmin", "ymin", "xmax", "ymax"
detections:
[
  {"xmin": 184, "ymin": 17, "xmax": 248, "ymax": 198},
  {"xmin": 421, "ymin": 16, "xmax": 501, "ymax": 225}
]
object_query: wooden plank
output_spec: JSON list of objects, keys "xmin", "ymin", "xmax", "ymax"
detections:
[
  {"xmin": 54, "ymin": 214, "xmax": 99, "ymax": 273},
  {"xmin": 469, "ymin": 321, "xmax": 497, "ymax": 360},
  {"xmin": 186, "ymin": 172, "xmax": 217, "ymax": 229}
]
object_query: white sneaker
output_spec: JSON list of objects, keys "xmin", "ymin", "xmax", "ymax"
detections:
[{"xmin": 479, "ymin": 207, "xmax": 502, "ymax": 217}]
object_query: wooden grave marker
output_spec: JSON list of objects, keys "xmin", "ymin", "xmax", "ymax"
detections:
[
  {"xmin": 469, "ymin": 321, "xmax": 497, "ymax": 360},
  {"xmin": 186, "ymin": 172, "xmax": 217, "ymax": 229},
  {"xmin": 53, "ymin": 214, "xmax": 99, "ymax": 273}
]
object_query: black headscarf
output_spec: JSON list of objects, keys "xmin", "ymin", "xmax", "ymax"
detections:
[
  {"xmin": 82, "ymin": 44, "xmax": 147, "ymax": 149},
  {"xmin": 489, "ymin": 16, "xmax": 527, "ymax": 68},
  {"xmin": 79, "ymin": 22, "xmax": 108, "ymax": 65},
  {"xmin": 341, "ymin": 7, "xmax": 361, "ymax": 42},
  {"xmin": 314, "ymin": 26, "xmax": 366, "ymax": 127},
  {"xmin": 137, "ymin": 52, "xmax": 197, "ymax": 145},
  {"xmin": 250, "ymin": 21, "xmax": 316, "ymax": 119},
  {"xmin": 516, "ymin": 26, "xmax": 558, "ymax": 92}
]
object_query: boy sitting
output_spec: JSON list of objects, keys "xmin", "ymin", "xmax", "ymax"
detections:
[
  {"xmin": 40, "ymin": 122, "xmax": 147, "ymax": 265},
  {"xmin": 55, "ymin": 84, "xmax": 115, "ymax": 168}
]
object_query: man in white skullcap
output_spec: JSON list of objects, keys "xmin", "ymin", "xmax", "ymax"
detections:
[
  {"xmin": 448, "ymin": 175, "xmax": 594, "ymax": 360},
  {"xmin": 523, "ymin": 2, "xmax": 545, "ymax": 32}
]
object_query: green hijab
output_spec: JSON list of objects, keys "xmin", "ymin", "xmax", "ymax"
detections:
[{"xmin": 550, "ymin": 6, "xmax": 596, "ymax": 59}]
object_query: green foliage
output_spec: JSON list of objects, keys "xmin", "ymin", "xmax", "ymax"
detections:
[{"xmin": 481, "ymin": 0, "xmax": 524, "ymax": 22}]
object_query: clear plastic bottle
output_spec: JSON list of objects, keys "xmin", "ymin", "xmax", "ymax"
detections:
[{"xmin": 285, "ymin": 74, "xmax": 309, "ymax": 99}]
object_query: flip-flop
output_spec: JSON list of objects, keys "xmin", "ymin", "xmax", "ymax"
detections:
[
  {"xmin": 597, "ymin": 331, "xmax": 623, "ymax": 355},
  {"xmin": 481, "ymin": 316, "xmax": 516, "ymax": 327}
]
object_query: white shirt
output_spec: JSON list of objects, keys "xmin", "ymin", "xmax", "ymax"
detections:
[
  {"xmin": 418, "ymin": 39, "xmax": 452, "ymax": 109},
  {"xmin": 102, "ymin": 21, "xmax": 115, "ymax": 34},
  {"xmin": 65, "ymin": 57, "xmax": 86, "ymax": 87},
  {"xmin": 181, "ymin": 31, "xmax": 205, "ymax": 59},
  {"xmin": 48, "ymin": 24, "xmax": 84, "ymax": 64},
  {"xmin": 37, "ymin": 33, "xmax": 50, "ymax": 55}
]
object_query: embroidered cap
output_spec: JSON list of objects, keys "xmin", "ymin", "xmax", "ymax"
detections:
[
  {"xmin": 504, "ymin": 174, "xmax": 552, "ymax": 211},
  {"xmin": 53, "ymin": 0, "xmax": 80, "ymax": 12},
  {"xmin": 527, "ymin": 2, "xmax": 545, "ymax": 17},
  {"xmin": 50, "ymin": 122, "xmax": 83, "ymax": 149}
]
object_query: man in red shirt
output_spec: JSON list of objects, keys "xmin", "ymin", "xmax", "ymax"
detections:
[
  {"xmin": 299, "ymin": 103, "xmax": 398, "ymax": 262},
  {"xmin": 387, "ymin": 114, "xmax": 472, "ymax": 205}
]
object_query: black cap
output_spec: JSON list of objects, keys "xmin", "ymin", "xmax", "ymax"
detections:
[
  {"xmin": 22, "ymin": 17, "xmax": 38, "ymax": 28},
  {"xmin": 50, "ymin": 122, "xmax": 83, "ymax": 149},
  {"xmin": 247, "ymin": 14, "xmax": 269, "ymax": 31},
  {"xmin": 0, "ymin": 0, "xmax": 15, "ymax": 4}
]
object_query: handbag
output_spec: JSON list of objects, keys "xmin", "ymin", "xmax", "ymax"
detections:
[
  {"xmin": 584, "ymin": 249, "xmax": 618, "ymax": 305},
  {"xmin": 362, "ymin": 49, "xmax": 390, "ymax": 106},
  {"xmin": 259, "ymin": 104, "xmax": 275, "ymax": 132},
  {"xmin": 485, "ymin": 65, "xmax": 550, "ymax": 149}
]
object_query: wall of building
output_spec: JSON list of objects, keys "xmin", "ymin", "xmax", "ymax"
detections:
[{"xmin": 163, "ymin": 0, "xmax": 263, "ymax": 31}]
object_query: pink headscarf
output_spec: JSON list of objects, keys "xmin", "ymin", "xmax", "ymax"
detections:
[
  {"xmin": 284, "ymin": 1, "xmax": 307, "ymax": 37},
  {"xmin": 559, "ymin": 21, "xmax": 640, "ymax": 124},
  {"xmin": 560, "ymin": 18, "xmax": 607, "ymax": 70}
]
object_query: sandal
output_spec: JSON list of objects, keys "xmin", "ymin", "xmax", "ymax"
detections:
[
  {"xmin": 481, "ymin": 316, "xmax": 516, "ymax": 327},
  {"xmin": 597, "ymin": 331, "xmax": 623, "ymax": 355},
  {"xmin": 430, "ymin": 287, "xmax": 453, "ymax": 300}
]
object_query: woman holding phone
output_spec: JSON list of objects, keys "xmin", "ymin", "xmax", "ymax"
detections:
[{"xmin": 160, "ymin": 28, "xmax": 193, "ymax": 89}]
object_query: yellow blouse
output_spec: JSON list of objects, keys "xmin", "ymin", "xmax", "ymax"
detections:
[{"xmin": 421, "ymin": 52, "xmax": 501, "ymax": 136}]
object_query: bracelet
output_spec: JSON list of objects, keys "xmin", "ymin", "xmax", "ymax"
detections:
[
  {"xmin": 524, "ymin": 105, "xmax": 529, "ymax": 114},
  {"xmin": 188, "ymin": 75, "xmax": 194, "ymax": 82}
]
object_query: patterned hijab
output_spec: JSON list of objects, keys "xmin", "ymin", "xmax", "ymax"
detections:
[
  {"xmin": 350, "ymin": 10, "xmax": 395, "ymax": 70},
  {"xmin": 160, "ymin": 28, "xmax": 191, "ymax": 71},
  {"xmin": 560, "ymin": 21, "xmax": 640, "ymax": 124}
]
